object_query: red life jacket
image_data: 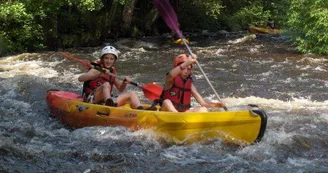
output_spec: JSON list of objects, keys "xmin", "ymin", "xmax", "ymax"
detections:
[
  {"xmin": 82, "ymin": 62, "xmax": 116, "ymax": 98},
  {"xmin": 162, "ymin": 76, "xmax": 192, "ymax": 112}
]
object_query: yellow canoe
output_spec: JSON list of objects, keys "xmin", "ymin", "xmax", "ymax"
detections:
[
  {"xmin": 248, "ymin": 25, "xmax": 283, "ymax": 34},
  {"xmin": 46, "ymin": 90, "xmax": 267, "ymax": 145}
]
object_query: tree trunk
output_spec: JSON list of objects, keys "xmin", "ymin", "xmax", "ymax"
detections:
[
  {"xmin": 144, "ymin": 7, "xmax": 159, "ymax": 35},
  {"xmin": 43, "ymin": 14, "xmax": 58, "ymax": 50},
  {"xmin": 121, "ymin": 0, "xmax": 138, "ymax": 36},
  {"xmin": 103, "ymin": 0, "xmax": 119, "ymax": 38}
]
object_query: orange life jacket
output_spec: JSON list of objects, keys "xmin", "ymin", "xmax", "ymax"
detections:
[
  {"xmin": 162, "ymin": 76, "xmax": 192, "ymax": 112},
  {"xmin": 82, "ymin": 62, "xmax": 116, "ymax": 99}
]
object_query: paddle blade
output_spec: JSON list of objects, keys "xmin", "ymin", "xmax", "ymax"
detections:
[
  {"xmin": 140, "ymin": 82, "xmax": 163, "ymax": 101},
  {"xmin": 59, "ymin": 52, "xmax": 91, "ymax": 68},
  {"xmin": 153, "ymin": 0, "xmax": 183, "ymax": 38}
]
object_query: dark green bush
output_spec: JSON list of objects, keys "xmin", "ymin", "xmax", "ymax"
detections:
[
  {"xmin": 287, "ymin": 0, "xmax": 328, "ymax": 54},
  {"xmin": 0, "ymin": 2, "xmax": 44, "ymax": 55}
]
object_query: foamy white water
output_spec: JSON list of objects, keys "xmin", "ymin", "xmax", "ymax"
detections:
[{"xmin": 1, "ymin": 34, "xmax": 327, "ymax": 172}]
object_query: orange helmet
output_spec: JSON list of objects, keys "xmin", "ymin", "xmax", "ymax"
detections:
[{"xmin": 173, "ymin": 54, "xmax": 188, "ymax": 67}]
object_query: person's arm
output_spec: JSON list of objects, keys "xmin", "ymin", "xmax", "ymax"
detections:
[
  {"xmin": 114, "ymin": 76, "xmax": 131, "ymax": 92},
  {"xmin": 78, "ymin": 69, "xmax": 101, "ymax": 82},
  {"xmin": 165, "ymin": 54, "xmax": 196, "ymax": 89},
  {"xmin": 204, "ymin": 101, "xmax": 226, "ymax": 108},
  {"xmin": 191, "ymin": 84, "xmax": 226, "ymax": 108},
  {"xmin": 191, "ymin": 84, "xmax": 207, "ymax": 106}
]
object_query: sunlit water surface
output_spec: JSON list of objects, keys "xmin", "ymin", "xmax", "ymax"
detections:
[{"xmin": 1, "ymin": 33, "xmax": 328, "ymax": 172}]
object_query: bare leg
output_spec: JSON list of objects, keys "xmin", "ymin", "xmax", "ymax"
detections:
[
  {"xmin": 94, "ymin": 82, "xmax": 112, "ymax": 104},
  {"xmin": 160, "ymin": 99, "xmax": 178, "ymax": 112},
  {"xmin": 187, "ymin": 106, "xmax": 208, "ymax": 112},
  {"xmin": 116, "ymin": 91, "xmax": 142, "ymax": 108}
]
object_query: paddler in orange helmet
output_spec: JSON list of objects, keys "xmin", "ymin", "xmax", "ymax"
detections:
[
  {"xmin": 160, "ymin": 54, "xmax": 225, "ymax": 112},
  {"xmin": 78, "ymin": 46, "xmax": 145, "ymax": 110}
]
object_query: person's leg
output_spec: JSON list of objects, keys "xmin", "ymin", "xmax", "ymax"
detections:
[
  {"xmin": 160, "ymin": 99, "xmax": 178, "ymax": 112},
  {"xmin": 187, "ymin": 106, "xmax": 208, "ymax": 112},
  {"xmin": 101, "ymin": 82, "xmax": 112, "ymax": 100},
  {"xmin": 94, "ymin": 82, "xmax": 112, "ymax": 104},
  {"xmin": 116, "ymin": 91, "xmax": 143, "ymax": 109}
]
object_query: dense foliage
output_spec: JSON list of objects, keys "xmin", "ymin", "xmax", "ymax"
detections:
[
  {"xmin": 0, "ymin": 0, "xmax": 327, "ymax": 55},
  {"xmin": 287, "ymin": 0, "xmax": 328, "ymax": 54},
  {"xmin": 0, "ymin": 2, "xmax": 43, "ymax": 54}
]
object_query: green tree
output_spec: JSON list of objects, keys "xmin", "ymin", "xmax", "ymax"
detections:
[
  {"xmin": 0, "ymin": 1, "xmax": 43, "ymax": 55},
  {"xmin": 24, "ymin": 0, "xmax": 104, "ymax": 49},
  {"xmin": 262, "ymin": 0, "xmax": 290, "ymax": 28},
  {"xmin": 287, "ymin": 0, "xmax": 328, "ymax": 54},
  {"xmin": 231, "ymin": 2, "xmax": 270, "ymax": 31},
  {"xmin": 178, "ymin": 0, "xmax": 224, "ymax": 31}
]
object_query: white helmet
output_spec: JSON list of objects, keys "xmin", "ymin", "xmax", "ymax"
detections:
[{"xmin": 100, "ymin": 46, "xmax": 119, "ymax": 59}]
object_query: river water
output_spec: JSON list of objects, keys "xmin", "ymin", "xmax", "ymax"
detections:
[{"xmin": 1, "ymin": 33, "xmax": 327, "ymax": 172}]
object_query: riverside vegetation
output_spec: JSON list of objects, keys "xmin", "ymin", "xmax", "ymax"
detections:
[{"xmin": 1, "ymin": 0, "xmax": 327, "ymax": 55}]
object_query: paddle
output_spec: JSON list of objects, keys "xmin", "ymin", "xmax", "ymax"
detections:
[
  {"xmin": 153, "ymin": 0, "xmax": 228, "ymax": 111},
  {"xmin": 58, "ymin": 52, "xmax": 163, "ymax": 101}
]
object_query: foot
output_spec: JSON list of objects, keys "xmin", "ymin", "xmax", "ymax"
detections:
[
  {"xmin": 146, "ymin": 106, "xmax": 157, "ymax": 111},
  {"xmin": 136, "ymin": 106, "xmax": 145, "ymax": 110},
  {"xmin": 105, "ymin": 98, "xmax": 117, "ymax": 107}
]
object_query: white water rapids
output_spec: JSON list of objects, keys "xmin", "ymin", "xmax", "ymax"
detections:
[{"xmin": 1, "ymin": 34, "xmax": 327, "ymax": 172}]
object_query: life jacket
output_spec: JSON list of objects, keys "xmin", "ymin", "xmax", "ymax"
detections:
[
  {"xmin": 82, "ymin": 61, "xmax": 116, "ymax": 99},
  {"xmin": 162, "ymin": 76, "xmax": 192, "ymax": 112}
]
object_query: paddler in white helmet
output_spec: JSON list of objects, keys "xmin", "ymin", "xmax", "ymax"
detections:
[{"xmin": 78, "ymin": 45, "xmax": 145, "ymax": 109}]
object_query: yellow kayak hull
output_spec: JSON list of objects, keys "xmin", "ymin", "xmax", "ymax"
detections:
[
  {"xmin": 46, "ymin": 90, "xmax": 267, "ymax": 145},
  {"xmin": 248, "ymin": 25, "xmax": 283, "ymax": 34}
]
